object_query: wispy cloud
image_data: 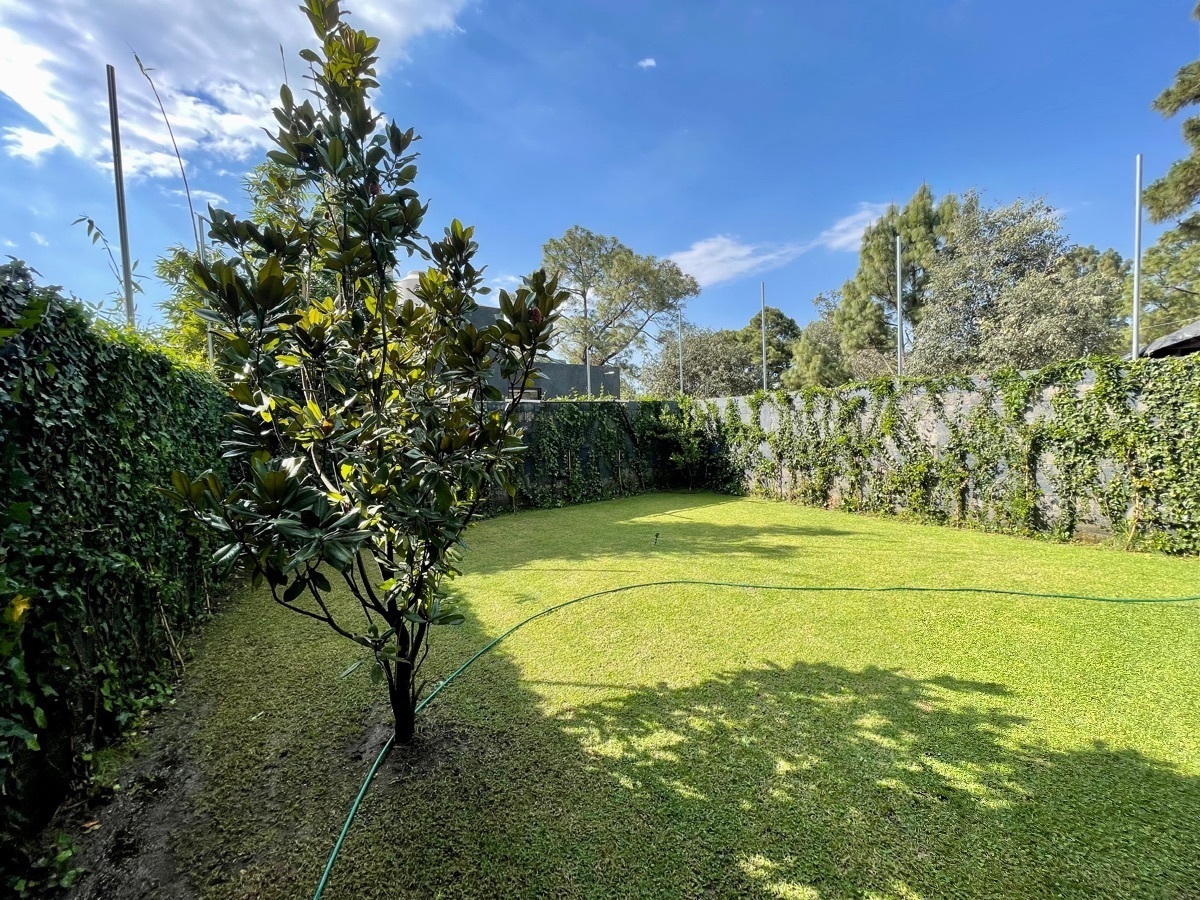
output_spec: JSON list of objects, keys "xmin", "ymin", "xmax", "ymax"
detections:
[
  {"xmin": 2, "ymin": 239, "xmax": 16, "ymax": 249},
  {"xmin": 0, "ymin": 1, "xmax": 467, "ymax": 178},
  {"xmin": 670, "ymin": 236, "xmax": 805, "ymax": 288},
  {"xmin": 637, "ymin": 58, "xmax": 657, "ymax": 69},
  {"xmin": 30, "ymin": 232, "xmax": 49, "ymax": 247},
  {"xmin": 811, "ymin": 202, "xmax": 890, "ymax": 252},
  {"xmin": 170, "ymin": 188, "xmax": 227, "ymax": 208},
  {"xmin": 670, "ymin": 202, "xmax": 888, "ymax": 287},
  {"xmin": 490, "ymin": 274, "xmax": 522, "ymax": 291},
  {"xmin": 4, "ymin": 127, "xmax": 60, "ymax": 162}
]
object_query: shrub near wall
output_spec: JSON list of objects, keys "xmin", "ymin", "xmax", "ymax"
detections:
[
  {"xmin": 0, "ymin": 264, "xmax": 228, "ymax": 874},
  {"xmin": 718, "ymin": 357, "xmax": 1200, "ymax": 552}
]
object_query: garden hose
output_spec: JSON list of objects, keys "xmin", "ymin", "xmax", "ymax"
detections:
[{"xmin": 312, "ymin": 578, "xmax": 1200, "ymax": 898}]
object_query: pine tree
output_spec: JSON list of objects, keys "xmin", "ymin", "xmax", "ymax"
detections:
[
  {"xmin": 850, "ymin": 184, "xmax": 958, "ymax": 347},
  {"xmin": 1145, "ymin": 3, "xmax": 1200, "ymax": 235}
]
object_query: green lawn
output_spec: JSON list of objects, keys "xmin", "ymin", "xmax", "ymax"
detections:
[{"xmin": 164, "ymin": 494, "xmax": 1200, "ymax": 898}]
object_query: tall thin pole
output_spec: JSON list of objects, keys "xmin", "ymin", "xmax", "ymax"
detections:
[
  {"xmin": 677, "ymin": 309, "xmax": 684, "ymax": 395},
  {"xmin": 760, "ymin": 281, "xmax": 768, "ymax": 392},
  {"xmin": 197, "ymin": 213, "xmax": 214, "ymax": 364},
  {"xmin": 584, "ymin": 294, "xmax": 591, "ymax": 398},
  {"xmin": 895, "ymin": 235, "xmax": 903, "ymax": 378},
  {"xmin": 106, "ymin": 64, "xmax": 135, "ymax": 327},
  {"xmin": 1132, "ymin": 153, "xmax": 1144, "ymax": 359}
]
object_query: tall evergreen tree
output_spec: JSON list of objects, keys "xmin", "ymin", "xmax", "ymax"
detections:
[
  {"xmin": 1127, "ymin": 227, "xmax": 1200, "ymax": 342},
  {"xmin": 738, "ymin": 306, "xmax": 802, "ymax": 388},
  {"xmin": 1136, "ymin": 7, "xmax": 1200, "ymax": 341},
  {"xmin": 1145, "ymin": 2, "xmax": 1200, "ymax": 236},
  {"xmin": 785, "ymin": 319, "xmax": 848, "ymax": 389},
  {"xmin": 849, "ymin": 184, "xmax": 958, "ymax": 350}
]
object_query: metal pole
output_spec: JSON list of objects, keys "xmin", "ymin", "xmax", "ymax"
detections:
[
  {"xmin": 760, "ymin": 281, "xmax": 768, "ymax": 392},
  {"xmin": 1132, "ymin": 153, "xmax": 1144, "ymax": 359},
  {"xmin": 197, "ymin": 213, "xmax": 213, "ymax": 364},
  {"xmin": 584, "ymin": 294, "xmax": 591, "ymax": 398},
  {"xmin": 677, "ymin": 309, "xmax": 684, "ymax": 395},
  {"xmin": 106, "ymin": 64, "xmax": 135, "ymax": 327},
  {"xmin": 895, "ymin": 234, "xmax": 903, "ymax": 378}
]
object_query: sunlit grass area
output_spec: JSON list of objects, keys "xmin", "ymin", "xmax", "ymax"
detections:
[{"xmin": 168, "ymin": 494, "xmax": 1200, "ymax": 898}]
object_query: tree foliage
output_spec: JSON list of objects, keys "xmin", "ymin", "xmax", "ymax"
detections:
[
  {"xmin": 910, "ymin": 196, "xmax": 1124, "ymax": 375},
  {"xmin": 153, "ymin": 246, "xmax": 211, "ymax": 362},
  {"xmin": 640, "ymin": 323, "xmax": 759, "ymax": 398},
  {"xmin": 1145, "ymin": 2, "xmax": 1200, "ymax": 236},
  {"xmin": 542, "ymin": 226, "xmax": 698, "ymax": 369},
  {"xmin": 168, "ymin": 0, "xmax": 565, "ymax": 743},
  {"xmin": 849, "ymin": 184, "xmax": 959, "ymax": 344},
  {"xmin": 786, "ymin": 318, "xmax": 848, "ymax": 390},
  {"xmin": 156, "ymin": 163, "xmax": 327, "ymax": 363},
  {"xmin": 1129, "ymin": 226, "xmax": 1200, "ymax": 344},
  {"xmin": 739, "ymin": 306, "xmax": 801, "ymax": 388},
  {"xmin": 784, "ymin": 293, "xmax": 848, "ymax": 390}
]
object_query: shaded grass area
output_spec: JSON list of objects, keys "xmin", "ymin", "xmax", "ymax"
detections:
[{"xmin": 76, "ymin": 494, "xmax": 1200, "ymax": 898}]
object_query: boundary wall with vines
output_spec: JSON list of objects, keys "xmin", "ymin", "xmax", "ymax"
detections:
[{"xmin": 713, "ymin": 356, "xmax": 1200, "ymax": 552}]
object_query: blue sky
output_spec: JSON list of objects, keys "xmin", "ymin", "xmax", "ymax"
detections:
[{"xmin": 0, "ymin": 0, "xmax": 1196, "ymax": 336}]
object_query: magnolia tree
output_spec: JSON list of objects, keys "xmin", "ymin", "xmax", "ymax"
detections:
[{"xmin": 168, "ymin": 0, "xmax": 565, "ymax": 743}]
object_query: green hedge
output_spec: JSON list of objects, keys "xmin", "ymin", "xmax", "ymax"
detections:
[
  {"xmin": 0, "ymin": 263, "xmax": 228, "ymax": 877},
  {"xmin": 720, "ymin": 358, "xmax": 1200, "ymax": 553},
  {"xmin": 504, "ymin": 398, "xmax": 745, "ymax": 510}
]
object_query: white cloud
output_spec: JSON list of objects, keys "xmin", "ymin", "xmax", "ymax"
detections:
[
  {"xmin": 4, "ymin": 126, "xmax": 61, "ymax": 161},
  {"xmin": 169, "ymin": 187, "xmax": 227, "ymax": 208},
  {"xmin": 637, "ymin": 58, "xmax": 657, "ymax": 69},
  {"xmin": 490, "ymin": 274, "xmax": 522, "ymax": 290},
  {"xmin": 670, "ymin": 236, "xmax": 805, "ymax": 288},
  {"xmin": 811, "ymin": 202, "xmax": 890, "ymax": 252},
  {"xmin": 670, "ymin": 201, "xmax": 888, "ymax": 287},
  {"xmin": 2, "ymin": 239, "xmax": 16, "ymax": 249},
  {"xmin": 30, "ymin": 232, "xmax": 49, "ymax": 246},
  {"xmin": 0, "ymin": 1, "xmax": 467, "ymax": 178}
]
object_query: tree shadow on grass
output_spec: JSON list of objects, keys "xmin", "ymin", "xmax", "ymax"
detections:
[
  {"xmin": 74, "ymin": 574, "xmax": 1199, "ymax": 900},
  {"xmin": 327, "ymin": 615, "xmax": 1200, "ymax": 899},
  {"xmin": 548, "ymin": 661, "xmax": 1200, "ymax": 898}
]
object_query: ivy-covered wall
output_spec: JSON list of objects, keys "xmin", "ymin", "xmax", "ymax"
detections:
[
  {"xmin": 502, "ymin": 357, "xmax": 1200, "ymax": 553},
  {"xmin": 0, "ymin": 264, "xmax": 229, "ymax": 877},
  {"xmin": 714, "ymin": 357, "xmax": 1200, "ymax": 553}
]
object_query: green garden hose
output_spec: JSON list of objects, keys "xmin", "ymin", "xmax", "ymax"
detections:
[{"xmin": 312, "ymin": 579, "xmax": 1200, "ymax": 898}]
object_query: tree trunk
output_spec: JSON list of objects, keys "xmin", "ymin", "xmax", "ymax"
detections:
[{"xmin": 389, "ymin": 662, "xmax": 415, "ymax": 744}]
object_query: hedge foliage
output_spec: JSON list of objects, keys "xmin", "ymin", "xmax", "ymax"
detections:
[
  {"xmin": 504, "ymin": 398, "xmax": 745, "ymax": 510},
  {"xmin": 0, "ymin": 263, "xmax": 228, "ymax": 874},
  {"xmin": 505, "ymin": 357, "xmax": 1200, "ymax": 554},
  {"xmin": 717, "ymin": 357, "xmax": 1200, "ymax": 552}
]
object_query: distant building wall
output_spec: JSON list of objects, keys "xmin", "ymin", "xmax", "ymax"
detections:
[
  {"xmin": 391, "ymin": 292, "xmax": 622, "ymax": 398},
  {"xmin": 470, "ymin": 304, "xmax": 620, "ymax": 398}
]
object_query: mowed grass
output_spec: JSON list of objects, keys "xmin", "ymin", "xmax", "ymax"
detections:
[{"xmin": 168, "ymin": 494, "xmax": 1200, "ymax": 899}]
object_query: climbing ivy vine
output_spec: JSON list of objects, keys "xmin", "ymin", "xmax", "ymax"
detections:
[
  {"xmin": 501, "ymin": 397, "xmax": 749, "ymax": 510},
  {"xmin": 718, "ymin": 357, "xmax": 1200, "ymax": 553},
  {"xmin": 505, "ymin": 357, "xmax": 1200, "ymax": 554}
]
